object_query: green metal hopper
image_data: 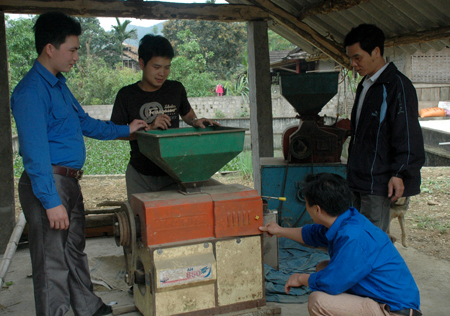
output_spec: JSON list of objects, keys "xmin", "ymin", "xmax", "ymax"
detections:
[
  {"xmin": 136, "ymin": 126, "xmax": 247, "ymax": 187},
  {"xmin": 280, "ymin": 72, "xmax": 340, "ymax": 116}
]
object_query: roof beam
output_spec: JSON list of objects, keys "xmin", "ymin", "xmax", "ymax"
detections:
[
  {"xmin": 0, "ymin": 0, "xmax": 269, "ymax": 22},
  {"xmin": 298, "ymin": 0, "xmax": 372, "ymax": 20},
  {"xmin": 385, "ymin": 26, "xmax": 450, "ymax": 48},
  {"xmin": 244, "ymin": 0, "xmax": 350, "ymax": 67}
]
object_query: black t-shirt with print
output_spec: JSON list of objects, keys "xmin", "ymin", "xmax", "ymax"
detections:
[{"xmin": 111, "ymin": 80, "xmax": 192, "ymax": 176}]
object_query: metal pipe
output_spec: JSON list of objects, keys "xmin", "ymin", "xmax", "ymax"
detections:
[{"xmin": 0, "ymin": 212, "xmax": 26, "ymax": 288}]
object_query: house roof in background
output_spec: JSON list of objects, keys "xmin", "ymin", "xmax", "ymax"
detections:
[{"xmin": 123, "ymin": 43, "xmax": 139, "ymax": 62}]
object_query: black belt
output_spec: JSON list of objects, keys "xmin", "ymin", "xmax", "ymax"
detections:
[
  {"xmin": 52, "ymin": 165, "xmax": 83, "ymax": 180},
  {"xmin": 391, "ymin": 308, "xmax": 422, "ymax": 316}
]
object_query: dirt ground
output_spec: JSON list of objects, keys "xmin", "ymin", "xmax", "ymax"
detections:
[{"xmin": 13, "ymin": 167, "xmax": 450, "ymax": 262}]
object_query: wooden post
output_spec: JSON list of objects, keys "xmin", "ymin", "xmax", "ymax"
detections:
[
  {"xmin": 0, "ymin": 12, "xmax": 16, "ymax": 254},
  {"xmin": 247, "ymin": 21, "xmax": 273, "ymax": 194}
]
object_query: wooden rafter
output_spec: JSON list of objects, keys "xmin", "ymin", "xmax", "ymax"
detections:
[
  {"xmin": 298, "ymin": 0, "xmax": 372, "ymax": 20},
  {"xmin": 385, "ymin": 26, "xmax": 450, "ymax": 48},
  {"xmin": 0, "ymin": 0, "xmax": 270, "ymax": 22},
  {"xmin": 244, "ymin": 0, "xmax": 350, "ymax": 67}
]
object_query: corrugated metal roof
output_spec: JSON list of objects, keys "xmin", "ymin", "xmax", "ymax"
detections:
[{"xmin": 229, "ymin": 0, "xmax": 450, "ymax": 60}]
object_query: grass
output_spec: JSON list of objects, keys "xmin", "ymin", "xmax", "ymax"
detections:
[
  {"xmin": 219, "ymin": 150, "xmax": 253, "ymax": 180},
  {"xmin": 13, "ymin": 138, "xmax": 131, "ymax": 177},
  {"xmin": 414, "ymin": 215, "xmax": 450, "ymax": 234}
]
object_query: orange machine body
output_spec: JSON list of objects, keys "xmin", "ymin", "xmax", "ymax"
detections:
[{"xmin": 130, "ymin": 184, "xmax": 263, "ymax": 247}]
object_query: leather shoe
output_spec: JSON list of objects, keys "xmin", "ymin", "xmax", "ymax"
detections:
[{"xmin": 93, "ymin": 303, "xmax": 112, "ymax": 316}]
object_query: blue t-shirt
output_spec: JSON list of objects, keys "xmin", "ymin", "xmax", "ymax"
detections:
[
  {"xmin": 11, "ymin": 60, "xmax": 129, "ymax": 209},
  {"xmin": 302, "ymin": 207, "xmax": 420, "ymax": 311}
]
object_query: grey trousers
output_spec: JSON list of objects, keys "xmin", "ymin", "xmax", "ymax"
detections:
[
  {"xmin": 125, "ymin": 163, "xmax": 178, "ymax": 202},
  {"xmin": 352, "ymin": 192, "xmax": 391, "ymax": 232},
  {"xmin": 19, "ymin": 172, "xmax": 103, "ymax": 316}
]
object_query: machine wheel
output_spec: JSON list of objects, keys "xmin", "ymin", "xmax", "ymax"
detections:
[{"xmin": 113, "ymin": 202, "xmax": 137, "ymax": 286}]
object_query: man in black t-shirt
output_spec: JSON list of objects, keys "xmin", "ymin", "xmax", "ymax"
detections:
[{"xmin": 111, "ymin": 35, "xmax": 219, "ymax": 201}]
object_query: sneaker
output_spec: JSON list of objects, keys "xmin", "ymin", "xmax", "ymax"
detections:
[{"xmin": 93, "ymin": 303, "xmax": 112, "ymax": 316}]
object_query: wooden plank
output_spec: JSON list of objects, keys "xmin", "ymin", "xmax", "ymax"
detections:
[
  {"xmin": 433, "ymin": 88, "xmax": 441, "ymax": 101},
  {"xmin": 441, "ymin": 87, "xmax": 450, "ymax": 101},
  {"xmin": 247, "ymin": 21, "xmax": 273, "ymax": 195},
  {"xmin": 0, "ymin": 0, "xmax": 269, "ymax": 22},
  {"xmin": 299, "ymin": 0, "xmax": 372, "ymax": 20},
  {"xmin": 385, "ymin": 26, "xmax": 450, "ymax": 48},
  {"xmin": 421, "ymin": 88, "xmax": 432, "ymax": 101},
  {"xmin": 0, "ymin": 12, "xmax": 15, "ymax": 254}
]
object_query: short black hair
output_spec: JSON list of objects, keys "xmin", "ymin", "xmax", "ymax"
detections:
[
  {"xmin": 33, "ymin": 11, "xmax": 82, "ymax": 55},
  {"xmin": 344, "ymin": 24, "xmax": 385, "ymax": 56},
  {"xmin": 138, "ymin": 34, "xmax": 175, "ymax": 66},
  {"xmin": 300, "ymin": 173, "xmax": 351, "ymax": 217}
]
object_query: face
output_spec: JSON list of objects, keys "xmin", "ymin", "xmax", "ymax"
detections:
[
  {"xmin": 139, "ymin": 56, "xmax": 172, "ymax": 92},
  {"xmin": 305, "ymin": 200, "xmax": 319, "ymax": 224},
  {"xmin": 346, "ymin": 42, "xmax": 381, "ymax": 78},
  {"xmin": 47, "ymin": 35, "xmax": 80, "ymax": 75}
]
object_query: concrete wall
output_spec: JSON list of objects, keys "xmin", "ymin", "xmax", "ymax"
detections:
[{"xmin": 81, "ymin": 92, "xmax": 343, "ymax": 122}]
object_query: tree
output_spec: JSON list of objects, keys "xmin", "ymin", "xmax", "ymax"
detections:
[
  {"xmin": 169, "ymin": 30, "xmax": 215, "ymax": 97},
  {"xmin": 5, "ymin": 15, "xmax": 36, "ymax": 94},
  {"xmin": 76, "ymin": 17, "xmax": 120, "ymax": 68},
  {"xmin": 163, "ymin": 20, "xmax": 246, "ymax": 79},
  {"xmin": 67, "ymin": 60, "xmax": 141, "ymax": 105},
  {"xmin": 268, "ymin": 29, "xmax": 296, "ymax": 51},
  {"xmin": 112, "ymin": 18, "xmax": 138, "ymax": 64}
]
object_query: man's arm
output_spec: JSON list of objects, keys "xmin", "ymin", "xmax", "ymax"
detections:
[
  {"xmin": 389, "ymin": 75, "xmax": 425, "ymax": 200},
  {"xmin": 388, "ymin": 176, "xmax": 404, "ymax": 202},
  {"xmin": 259, "ymin": 221, "xmax": 305, "ymax": 244},
  {"xmin": 12, "ymin": 87, "xmax": 70, "ymax": 230},
  {"xmin": 285, "ymin": 273, "xmax": 310, "ymax": 293},
  {"xmin": 47, "ymin": 205, "xmax": 70, "ymax": 230},
  {"xmin": 181, "ymin": 109, "xmax": 220, "ymax": 128}
]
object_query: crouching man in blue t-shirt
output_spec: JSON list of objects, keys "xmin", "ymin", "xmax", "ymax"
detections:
[{"xmin": 259, "ymin": 173, "xmax": 421, "ymax": 316}]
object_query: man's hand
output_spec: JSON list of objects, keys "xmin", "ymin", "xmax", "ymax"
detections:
[
  {"xmin": 285, "ymin": 273, "xmax": 310, "ymax": 294},
  {"xmin": 388, "ymin": 176, "xmax": 404, "ymax": 202},
  {"xmin": 129, "ymin": 119, "xmax": 149, "ymax": 134},
  {"xmin": 151, "ymin": 114, "xmax": 172, "ymax": 130},
  {"xmin": 46, "ymin": 204, "xmax": 69, "ymax": 230},
  {"xmin": 192, "ymin": 118, "xmax": 221, "ymax": 129},
  {"xmin": 259, "ymin": 221, "xmax": 282, "ymax": 238}
]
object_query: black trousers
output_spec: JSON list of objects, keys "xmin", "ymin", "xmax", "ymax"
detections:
[{"xmin": 19, "ymin": 171, "xmax": 103, "ymax": 316}]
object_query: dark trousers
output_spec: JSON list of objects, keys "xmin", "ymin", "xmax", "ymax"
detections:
[
  {"xmin": 352, "ymin": 192, "xmax": 391, "ymax": 232},
  {"xmin": 19, "ymin": 172, "xmax": 103, "ymax": 316}
]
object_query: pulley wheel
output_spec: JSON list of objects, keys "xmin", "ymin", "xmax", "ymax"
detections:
[
  {"xmin": 114, "ymin": 211, "xmax": 131, "ymax": 247},
  {"xmin": 289, "ymin": 135, "xmax": 312, "ymax": 160}
]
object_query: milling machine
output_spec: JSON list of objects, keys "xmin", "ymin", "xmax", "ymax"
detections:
[
  {"xmin": 114, "ymin": 126, "xmax": 266, "ymax": 316},
  {"xmin": 261, "ymin": 72, "xmax": 351, "ymax": 228}
]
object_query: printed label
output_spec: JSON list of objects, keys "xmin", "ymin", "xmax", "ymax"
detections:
[{"xmin": 159, "ymin": 264, "xmax": 212, "ymax": 287}]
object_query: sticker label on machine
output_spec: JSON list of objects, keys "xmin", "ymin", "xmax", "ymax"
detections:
[{"xmin": 159, "ymin": 264, "xmax": 212, "ymax": 287}]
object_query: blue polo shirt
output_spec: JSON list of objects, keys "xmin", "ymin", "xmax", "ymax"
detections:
[
  {"xmin": 302, "ymin": 207, "xmax": 420, "ymax": 311},
  {"xmin": 11, "ymin": 60, "xmax": 130, "ymax": 209}
]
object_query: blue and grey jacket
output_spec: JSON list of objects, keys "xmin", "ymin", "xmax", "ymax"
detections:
[{"xmin": 347, "ymin": 62, "xmax": 425, "ymax": 197}]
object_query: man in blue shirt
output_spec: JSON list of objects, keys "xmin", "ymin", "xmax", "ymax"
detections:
[
  {"xmin": 10, "ymin": 11, "xmax": 148, "ymax": 316},
  {"xmin": 260, "ymin": 173, "xmax": 421, "ymax": 316}
]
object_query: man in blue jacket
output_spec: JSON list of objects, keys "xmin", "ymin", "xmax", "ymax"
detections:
[
  {"xmin": 11, "ymin": 11, "xmax": 148, "ymax": 316},
  {"xmin": 260, "ymin": 173, "xmax": 421, "ymax": 316},
  {"xmin": 344, "ymin": 24, "xmax": 425, "ymax": 232}
]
